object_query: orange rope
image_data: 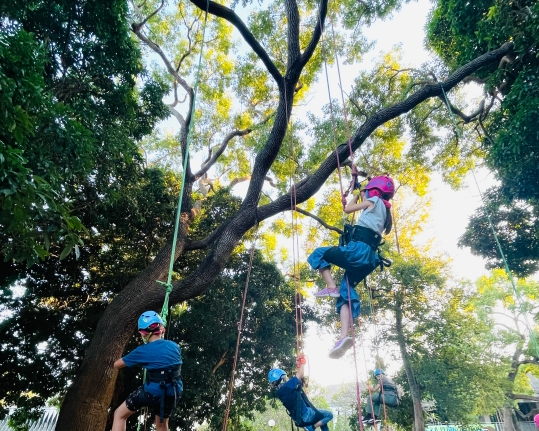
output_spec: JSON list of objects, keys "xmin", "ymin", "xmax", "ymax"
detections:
[{"xmin": 221, "ymin": 238, "xmax": 257, "ymax": 431}]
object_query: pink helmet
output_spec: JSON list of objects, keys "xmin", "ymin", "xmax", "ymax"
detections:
[{"xmin": 364, "ymin": 175, "xmax": 395, "ymax": 199}]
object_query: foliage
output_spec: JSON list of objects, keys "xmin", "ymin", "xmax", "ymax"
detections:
[
  {"xmin": 427, "ymin": 0, "xmax": 539, "ymax": 270},
  {"xmin": 0, "ymin": 30, "xmax": 89, "ymax": 264},
  {"xmin": 459, "ymin": 190, "xmax": 539, "ymax": 277},
  {"xmin": 0, "ymin": 0, "xmax": 169, "ymax": 265}
]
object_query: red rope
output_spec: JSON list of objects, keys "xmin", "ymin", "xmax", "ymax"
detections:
[{"xmin": 221, "ymin": 239, "xmax": 257, "ymax": 431}]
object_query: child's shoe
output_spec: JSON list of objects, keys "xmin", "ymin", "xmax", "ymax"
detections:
[
  {"xmin": 313, "ymin": 287, "xmax": 340, "ymax": 298},
  {"xmin": 328, "ymin": 336, "xmax": 353, "ymax": 358},
  {"xmin": 361, "ymin": 414, "xmax": 372, "ymax": 423}
]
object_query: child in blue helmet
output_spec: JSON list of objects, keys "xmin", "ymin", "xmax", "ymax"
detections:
[
  {"xmin": 268, "ymin": 354, "xmax": 333, "ymax": 431},
  {"xmin": 307, "ymin": 176, "xmax": 395, "ymax": 359},
  {"xmin": 112, "ymin": 311, "xmax": 183, "ymax": 431},
  {"xmin": 362, "ymin": 369, "xmax": 400, "ymax": 424}
]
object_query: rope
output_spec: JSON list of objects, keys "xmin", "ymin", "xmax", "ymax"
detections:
[
  {"xmin": 439, "ymin": 83, "xmax": 539, "ymax": 357},
  {"xmin": 221, "ymin": 236, "xmax": 258, "ymax": 431},
  {"xmin": 136, "ymin": 5, "xmax": 210, "ymax": 431},
  {"xmin": 156, "ymin": 0, "xmax": 211, "ymax": 324}
]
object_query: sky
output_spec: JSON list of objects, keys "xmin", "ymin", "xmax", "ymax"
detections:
[{"xmin": 296, "ymin": 0, "xmax": 497, "ymax": 387}]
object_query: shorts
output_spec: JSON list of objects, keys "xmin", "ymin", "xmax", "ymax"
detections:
[{"xmin": 125, "ymin": 386, "xmax": 180, "ymax": 418}]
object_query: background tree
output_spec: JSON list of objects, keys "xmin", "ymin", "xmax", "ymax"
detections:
[
  {"xmin": 427, "ymin": 0, "xmax": 539, "ymax": 274},
  {"xmin": 470, "ymin": 270, "xmax": 539, "ymax": 431},
  {"xmin": 0, "ymin": 0, "xmax": 168, "ymax": 264}
]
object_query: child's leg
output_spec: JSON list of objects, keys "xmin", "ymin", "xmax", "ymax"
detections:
[
  {"xmin": 154, "ymin": 415, "xmax": 169, "ymax": 431},
  {"xmin": 112, "ymin": 402, "xmax": 136, "ymax": 431},
  {"xmin": 339, "ymin": 304, "xmax": 351, "ymax": 340},
  {"xmin": 319, "ymin": 267, "xmax": 337, "ymax": 288},
  {"xmin": 314, "ymin": 409, "xmax": 333, "ymax": 431}
]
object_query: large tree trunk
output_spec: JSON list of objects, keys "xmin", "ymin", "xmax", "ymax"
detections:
[
  {"xmin": 54, "ymin": 33, "xmax": 513, "ymax": 430},
  {"xmin": 395, "ymin": 294, "xmax": 424, "ymax": 431}
]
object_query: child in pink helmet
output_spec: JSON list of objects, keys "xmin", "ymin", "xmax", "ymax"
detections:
[
  {"xmin": 307, "ymin": 175, "xmax": 395, "ymax": 358},
  {"xmin": 534, "ymin": 413, "xmax": 539, "ymax": 429}
]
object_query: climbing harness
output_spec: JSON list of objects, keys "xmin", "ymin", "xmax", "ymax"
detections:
[{"xmin": 278, "ymin": 380, "xmax": 325, "ymax": 428}]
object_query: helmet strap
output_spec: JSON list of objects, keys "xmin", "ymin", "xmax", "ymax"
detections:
[{"xmin": 140, "ymin": 331, "xmax": 152, "ymax": 344}]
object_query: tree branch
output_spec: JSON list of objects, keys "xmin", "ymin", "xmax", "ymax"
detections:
[
  {"xmin": 194, "ymin": 129, "xmax": 250, "ymax": 178},
  {"xmin": 285, "ymin": 0, "xmax": 301, "ymax": 70},
  {"xmin": 438, "ymin": 95, "xmax": 485, "ymax": 123},
  {"xmin": 294, "ymin": 207, "xmax": 344, "ymax": 234},
  {"xmin": 131, "ymin": 0, "xmax": 165, "ymax": 29},
  {"xmin": 300, "ymin": 0, "xmax": 329, "ymax": 68},
  {"xmin": 188, "ymin": 0, "xmax": 283, "ymax": 85},
  {"xmin": 256, "ymin": 42, "xmax": 514, "ymax": 223}
]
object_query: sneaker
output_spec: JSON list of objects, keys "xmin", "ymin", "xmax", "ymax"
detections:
[
  {"xmin": 328, "ymin": 336, "xmax": 353, "ymax": 359},
  {"xmin": 313, "ymin": 287, "xmax": 340, "ymax": 298}
]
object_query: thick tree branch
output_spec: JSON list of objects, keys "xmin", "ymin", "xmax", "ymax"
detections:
[
  {"xmin": 256, "ymin": 42, "xmax": 514, "ymax": 222},
  {"xmin": 188, "ymin": 0, "xmax": 283, "ymax": 85},
  {"xmin": 285, "ymin": 0, "xmax": 301, "ymax": 70},
  {"xmin": 509, "ymin": 394, "xmax": 539, "ymax": 402},
  {"xmin": 294, "ymin": 207, "xmax": 344, "ymax": 234},
  {"xmin": 300, "ymin": 0, "xmax": 329, "ymax": 68}
]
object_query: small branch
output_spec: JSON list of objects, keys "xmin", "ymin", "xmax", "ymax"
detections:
[
  {"xmin": 131, "ymin": 0, "xmax": 165, "ymax": 30},
  {"xmin": 293, "ymin": 207, "xmax": 343, "ymax": 234},
  {"xmin": 131, "ymin": 24, "xmax": 193, "ymax": 97},
  {"xmin": 194, "ymin": 129, "xmax": 251, "ymax": 178},
  {"xmin": 438, "ymin": 96, "xmax": 485, "ymax": 123}
]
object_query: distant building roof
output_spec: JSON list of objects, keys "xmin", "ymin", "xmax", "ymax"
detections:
[
  {"xmin": 0, "ymin": 408, "xmax": 58, "ymax": 431},
  {"xmin": 527, "ymin": 373, "xmax": 539, "ymax": 397}
]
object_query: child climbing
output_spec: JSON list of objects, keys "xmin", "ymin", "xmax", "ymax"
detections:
[
  {"xmin": 268, "ymin": 354, "xmax": 333, "ymax": 431},
  {"xmin": 307, "ymin": 175, "xmax": 395, "ymax": 358},
  {"xmin": 362, "ymin": 369, "xmax": 400, "ymax": 425},
  {"xmin": 112, "ymin": 311, "xmax": 183, "ymax": 431}
]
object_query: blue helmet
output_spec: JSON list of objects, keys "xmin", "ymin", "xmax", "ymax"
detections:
[
  {"xmin": 373, "ymin": 369, "xmax": 385, "ymax": 377},
  {"xmin": 138, "ymin": 311, "xmax": 164, "ymax": 331},
  {"xmin": 268, "ymin": 368, "xmax": 287, "ymax": 385}
]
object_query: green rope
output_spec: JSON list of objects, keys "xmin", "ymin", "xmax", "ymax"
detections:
[
  {"xmin": 156, "ymin": 0, "xmax": 211, "ymax": 325},
  {"xmin": 439, "ymin": 83, "xmax": 539, "ymax": 358}
]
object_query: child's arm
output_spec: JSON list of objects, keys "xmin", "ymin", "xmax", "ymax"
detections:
[
  {"xmin": 295, "ymin": 353, "xmax": 306, "ymax": 380},
  {"xmin": 344, "ymin": 195, "xmax": 374, "ymax": 214},
  {"xmin": 114, "ymin": 358, "xmax": 126, "ymax": 369}
]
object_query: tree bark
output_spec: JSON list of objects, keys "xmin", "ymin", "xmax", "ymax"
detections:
[
  {"xmin": 395, "ymin": 293, "xmax": 424, "ymax": 431},
  {"xmin": 54, "ymin": 24, "xmax": 514, "ymax": 431}
]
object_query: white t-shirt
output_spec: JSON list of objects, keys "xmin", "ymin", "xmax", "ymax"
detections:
[{"xmin": 355, "ymin": 196, "xmax": 387, "ymax": 235}]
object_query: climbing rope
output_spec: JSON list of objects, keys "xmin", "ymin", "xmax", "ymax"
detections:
[
  {"xmin": 136, "ymin": 4, "xmax": 209, "ymax": 431},
  {"xmin": 439, "ymin": 83, "xmax": 539, "ymax": 357},
  {"xmin": 156, "ymin": 0, "xmax": 211, "ymax": 324},
  {"xmin": 221, "ymin": 235, "xmax": 258, "ymax": 431}
]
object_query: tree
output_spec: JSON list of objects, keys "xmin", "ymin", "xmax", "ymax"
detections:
[
  {"xmin": 0, "ymin": 0, "xmax": 169, "ymax": 264},
  {"xmin": 470, "ymin": 270, "xmax": 539, "ymax": 431},
  {"xmin": 427, "ymin": 0, "xmax": 539, "ymax": 274},
  {"xmin": 1, "ymin": 0, "xmax": 517, "ymax": 430}
]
